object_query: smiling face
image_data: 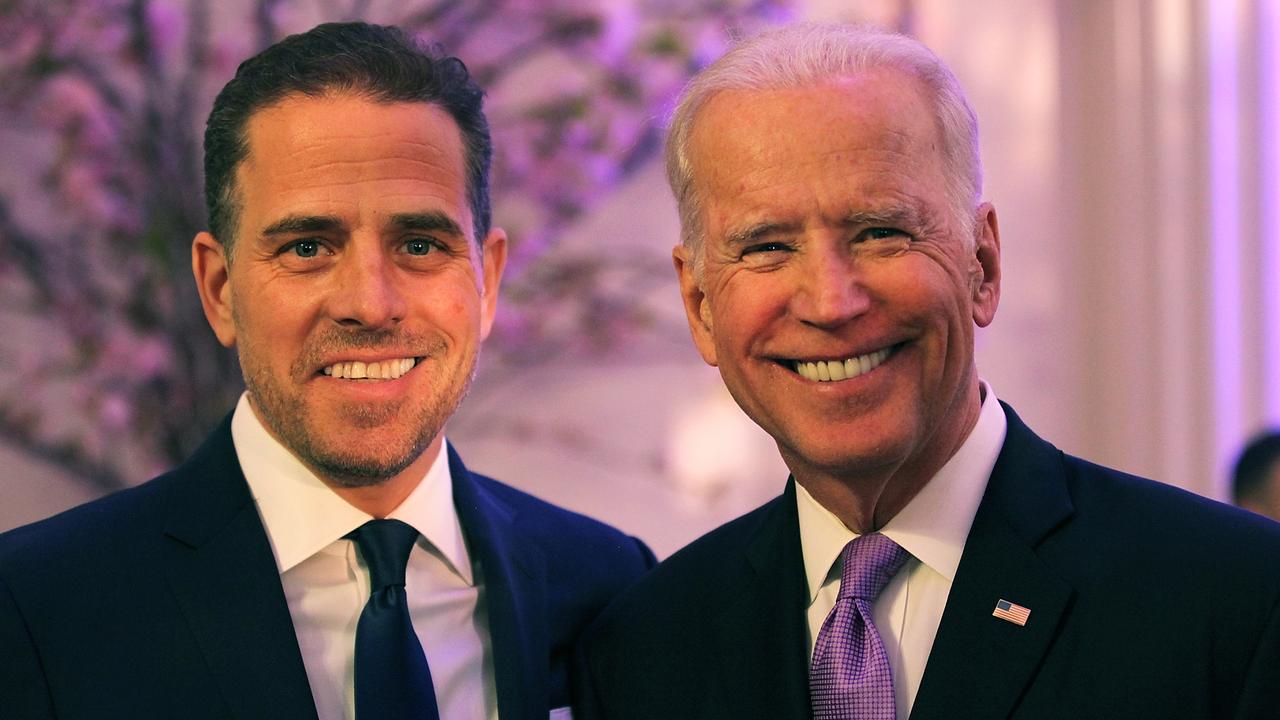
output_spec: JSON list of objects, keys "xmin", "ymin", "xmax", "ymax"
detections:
[
  {"xmin": 675, "ymin": 68, "xmax": 1000, "ymax": 497},
  {"xmin": 192, "ymin": 92, "xmax": 506, "ymax": 489}
]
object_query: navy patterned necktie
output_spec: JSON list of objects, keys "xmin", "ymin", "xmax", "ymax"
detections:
[
  {"xmin": 346, "ymin": 519, "xmax": 441, "ymax": 719},
  {"xmin": 810, "ymin": 533, "xmax": 911, "ymax": 719}
]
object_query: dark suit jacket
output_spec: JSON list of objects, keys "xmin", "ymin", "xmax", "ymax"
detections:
[
  {"xmin": 0, "ymin": 415, "xmax": 655, "ymax": 719},
  {"xmin": 577, "ymin": 403, "xmax": 1280, "ymax": 719}
]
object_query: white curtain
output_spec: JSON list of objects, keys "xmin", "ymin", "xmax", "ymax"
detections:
[{"xmin": 906, "ymin": 0, "xmax": 1280, "ymax": 498}]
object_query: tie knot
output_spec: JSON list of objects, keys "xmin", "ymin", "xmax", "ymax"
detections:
[
  {"xmin": 837, "ymin": 533, "xmax": 909, "ymax": 601},
  {"xmin": 347, "ymin": 519, "xmax": 419, "ymax": 591}
]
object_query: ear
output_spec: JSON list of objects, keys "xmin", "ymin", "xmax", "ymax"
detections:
[
  {"xmin": 969, "ymin": 202, "xmax": 1002, "ymax": 328},
  {"xmin": 191, "ymin": 232, "xmax": 237, "ymax": 347},
  {"xmin": 672, "ymin": 244, "xmax": 718, "ymax": 367},
  {"xmin": 477, "ymin": 227, "xmax": 508, "ymax": 341}
]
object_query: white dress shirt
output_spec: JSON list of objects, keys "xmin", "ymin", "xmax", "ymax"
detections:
[
  {"xmin": 231, "ymin": 393, "xmax": 499, "ymax": 720},
  {"xmin": 797, "ymin": 381, "xmax": 1007, "ymax": 719}
]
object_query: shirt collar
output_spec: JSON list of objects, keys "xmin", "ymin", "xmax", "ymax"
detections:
[
  {"xmin": 230, "ymin": 393, "xmax": 473, "ymax": 584},
  {"xmin": 796, "ymin": 380, "xmax": 1007, "ymax": 602}
]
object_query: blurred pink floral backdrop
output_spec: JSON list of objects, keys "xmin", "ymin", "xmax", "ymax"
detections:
[{"xmin": 0, "ymin": 0, "xmax": 805, "ymax": 491}]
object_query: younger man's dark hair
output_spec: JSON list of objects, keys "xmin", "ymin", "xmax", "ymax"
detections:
[{"xmin": 203, "ymin": 22, "xmax": 492, "ymax": 254}]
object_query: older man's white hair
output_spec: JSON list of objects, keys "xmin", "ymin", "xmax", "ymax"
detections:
[{"xmin": 665, "ymin": 22, "xmax": 983, "ymax": 275}]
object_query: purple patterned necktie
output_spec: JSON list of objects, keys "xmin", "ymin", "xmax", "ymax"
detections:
[{"xmin": 810, "ymin": 533, "xmax": 911, "ymax": 720}]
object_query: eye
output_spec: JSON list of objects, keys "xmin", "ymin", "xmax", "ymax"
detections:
[
  {"xmin": 742, "ymin": 241, "xmax": 791, "ymax": 256},
  {"xmin": 284, "ymin": 239, "xmax": 325, "ymax": 258},
  {"xmin": 862, "ymin": 227, "xmax": 911, "ymax": 242},
  {"xmin": 403, "ymin": 237, "xmax": 437, "ymax": 256}
]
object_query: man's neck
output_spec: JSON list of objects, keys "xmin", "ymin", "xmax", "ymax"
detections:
[
  {"xmin": 324, "ymin": 434, "xmax": 445, "ymax": 519},
  {"xmin": 790, "ymin": 383, "xmax": 984, "ymax": 534},
  {"xmin": 245, "ymin": 396, "xmax": 444, "ymax": 519}
]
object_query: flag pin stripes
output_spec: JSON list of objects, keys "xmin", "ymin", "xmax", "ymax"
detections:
[{"xmin": 992, "ymin": 599, "xmax": 1031, "ymax": 626}]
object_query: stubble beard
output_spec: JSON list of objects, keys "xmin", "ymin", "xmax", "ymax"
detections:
[{"xmin": 239, "ymin": 331, "xmax": 478, "ymax": 489}]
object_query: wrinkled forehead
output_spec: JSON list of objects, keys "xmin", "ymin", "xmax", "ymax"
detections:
[
  {"xmin": 687, "ymin": 70, "xmax": 943, "ymax": 186},
  {"xmin": 684, "ymin": 71, "xmax": 949, "ymax": 226}
]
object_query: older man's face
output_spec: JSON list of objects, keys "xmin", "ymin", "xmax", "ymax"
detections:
[
  {"xmin": 675, "ymin": 68, "xmax": 1000, "ymax": 486},
  {"xmin": 193, "ymin": 92, "xmax": 505, "ymax": 486}
]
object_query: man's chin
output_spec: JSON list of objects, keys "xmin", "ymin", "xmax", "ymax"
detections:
[
  {"xmin": 293, "ymin": 429, "xmax": 440, "ymax": 488},
  {"xmin": 305, "ymin": 450, "xmax": 424, "ymax": 488},
  {"xmin": 781, "ymin": 435, "xmax": 913, "ymax": 482}
]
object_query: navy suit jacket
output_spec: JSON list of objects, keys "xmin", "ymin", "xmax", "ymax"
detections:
[
  {"xmin": 577, "ymin": 403, "xmax": 1280, "ymax": 719},
  {"xmin": 0, "ymin": 416, "xmax": 655, "ymax": 719}
]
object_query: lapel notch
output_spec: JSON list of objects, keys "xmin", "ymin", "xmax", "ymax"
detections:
[
  {"xmin": 910, "ymin": 404, "xmax": 1076, "ymax": 720},
  {"xmin": 161, "ymin": 419, "xmax": 318, "ymax": 720},
  {"xmin": 710, "ymin": 481, "xmax": 812, "ymax": 720},
  {"xmin": 450, "ymin": 447, "xmax": 548, "ymax": 720},
  {"xmin": 910, "ymin": 515, "xmax": 1072, "ymax": 719}
]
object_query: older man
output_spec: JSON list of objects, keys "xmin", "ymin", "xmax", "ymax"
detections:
[
  {"xmin": 0, "ymin": 22, "xmax": 653, "ymax": 720},
  {"xmin": 576, "ymin": 23, "xmax": 1280, "ymax": 719}
]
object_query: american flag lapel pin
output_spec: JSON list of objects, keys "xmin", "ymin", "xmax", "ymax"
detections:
[{"xmin": 992, "ymin": 598, "xmax": 1031, "ymax": 626}]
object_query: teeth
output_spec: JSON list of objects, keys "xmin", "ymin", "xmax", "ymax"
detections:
[
  {"xmin": 322, "ymin": 357, "xmax": 417, "ymax": 380},
  {"xmin": 827, "ymin": 360, "xmax": 846, "ymax": 381},
  {"xmin": 793, "ymin": 348, "xmax": 891, "ymax": 383}
]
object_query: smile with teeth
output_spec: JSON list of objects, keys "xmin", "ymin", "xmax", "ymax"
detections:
[
  {"xmin": 322, "ymin": 357, "xmax": 417, "ymax": 380},
  {"xmin": 792, "ymin": 347, "xmax": 892, "ymax": 382}
]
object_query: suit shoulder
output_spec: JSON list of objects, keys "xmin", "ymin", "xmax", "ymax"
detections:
[
  {"xmin": 998, "ymin": 407, "xmax": 1280, "ymax": 563},
  {"xmin": 1065, "ymin": 454, "xmax": 1280, "ymax": 542},
  {"xmin": 652, "ymin": 496, "xmax": 783, "ymax": 578},
  {"xmin": 469, "ymin": 472, "xmax": 630, "ymax": 541},
  {"xmin": 0, "ymin": 473, "xmax": 175, "ymax": 564},
  {"xmin": 588, "ymin": 495, "xmax": 785, "ymax": 635},
  {"xmin": 0, "ymin": 418, "xmax": 238, "ymax": 574},
  {"xmin": 1052, "ymin": 454, "xmax": 1280, "ymax": 597},
  {"xmin": 466, "ymin": 471, "xmax": 656, "ymax": 569},
  {"xmin": 0, "ymin": 471, "xmax": 186, "ymax": 603}
]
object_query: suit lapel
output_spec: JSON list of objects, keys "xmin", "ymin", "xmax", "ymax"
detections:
[
  {"xmin": 449, "ymin": 447, "xmax": 548, "ymax": 720},
  {"xmin": 160, "ymin": 418, "xmax": 318, "ymax": 720},
  {"xmin": 910, "ymin": 404, "xmax": 1075, "ymax": 720},
  {"xmin": 710, "ymin": 480, "xmax": 812, "ymax": 720}
]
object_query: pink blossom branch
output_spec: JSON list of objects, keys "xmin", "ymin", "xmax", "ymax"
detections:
[
  {"xmin": 397, "ymin": 0, "xmax": 471, "ymax": 37},
  {"xmin": 0, "ymin": 417, "xmax": 127, "ymax": 493}
]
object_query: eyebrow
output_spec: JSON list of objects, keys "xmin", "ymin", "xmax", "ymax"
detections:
[
  {"xmin": 390, "ymin": 212, "xmax": 464, "ymax": 237},
  {"xmin": 726, "ymin": 221, "xmax": 798, "ymax": 247},
  {"xmin": 261, "ymin": 214, "xmax": 343, "ymax": 236},
  {"xmin": 723, "ymin": 206, "xmax": 925, "ymax": 246},
  {"xmin": 258, "ymin": 211, "xmax": 465, "ymax": 238},
  {"xmin": 842, "ymin": 206, "xmax": 927, "ymax": 228}
]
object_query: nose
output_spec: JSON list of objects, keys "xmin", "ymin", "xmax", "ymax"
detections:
[
  {"xmin": 793, "ymin": 245, "xmax": 871, "ymax": 328},
  {"xmin": 328, "ymin": 242, "xmax": 406, "ymax": 329}
]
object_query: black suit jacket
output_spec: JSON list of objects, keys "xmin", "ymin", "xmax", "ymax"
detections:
[
  {"xmin": 577, "ymin": 403, "xmax": 1280, "ymax": 719},
  {"xmin": 0, "ymin": 416, "xmax": 655, "ymax": 719}
]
